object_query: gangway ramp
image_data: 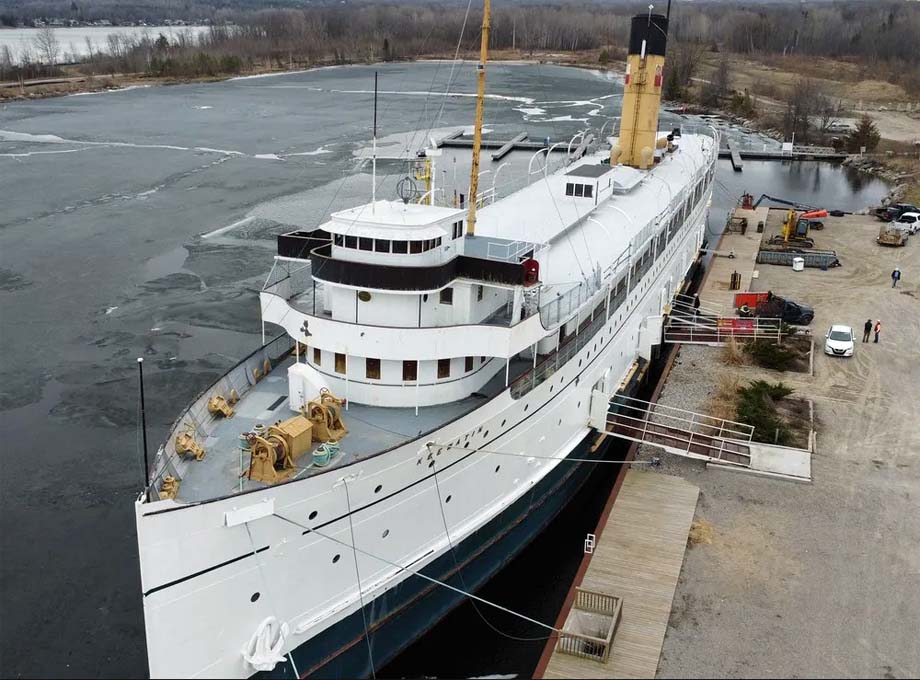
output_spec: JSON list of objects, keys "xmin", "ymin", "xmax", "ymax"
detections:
[
  {"xmin": 589, "ymin": 393, "xmax": 811, "ymax": 481},
  {"xmin": 664, "ymin": 314, "xmax": 783, "ymax": 345}
]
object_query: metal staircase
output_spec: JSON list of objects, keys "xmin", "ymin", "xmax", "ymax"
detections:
[
  {"xmin": 592, "ymin": 393, "xmax": 755, "ymax": 468},
  {"xmin": 664, "ymin": 293, "xmax": 782, "ymax": 345}
]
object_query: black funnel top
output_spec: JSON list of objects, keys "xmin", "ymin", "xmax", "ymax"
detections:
[{"xmin": 628, "ymin": 14, "xmax": 668, "ymax": 57}]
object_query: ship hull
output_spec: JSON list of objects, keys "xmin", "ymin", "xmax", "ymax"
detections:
[
  {"xmin": 136, "ymin": 141, "xmax": 716, "ymax": 679},
  {"xmin": 266, "ymin": 429, "xmax": 610, "ymax": 679}
]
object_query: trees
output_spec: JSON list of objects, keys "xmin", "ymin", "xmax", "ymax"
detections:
[
  {"xmin": 846, "ymin": 116, "xmax": 881, "ymax": 154},
  {"xmin": 33, "ymin": 26, "xmax": 60, "ymax": 66},
  {"xmin": 701, "ymin": 55, "xmax": 730, "ymax": 107},
  {"xmin": 663, "ymin": 41, "xmax": 705, "ymax": 102}
]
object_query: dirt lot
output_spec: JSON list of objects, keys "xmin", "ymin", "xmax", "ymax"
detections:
[{"xmin": 639, "ymin": 213, "xmax": 920, "ymax": 678}]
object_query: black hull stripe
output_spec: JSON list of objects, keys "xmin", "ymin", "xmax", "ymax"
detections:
[{"xmin": 144, "ymin": 546, "xmax": 269, "ymax": 597}]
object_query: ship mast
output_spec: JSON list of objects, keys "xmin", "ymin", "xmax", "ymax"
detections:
[{"xmin": 466, "ymin": 0, "xmax": 491, "ymax": 236}]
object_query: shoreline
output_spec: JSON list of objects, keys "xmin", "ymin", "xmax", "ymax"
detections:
[{"xmin": 0, "ymin": 52, "xmax": 619, "ymax": 103}]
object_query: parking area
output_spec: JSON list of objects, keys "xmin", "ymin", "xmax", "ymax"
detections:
[{"xmin": 644, "ymin": 213, "xmax": 920, "ymax": 678}]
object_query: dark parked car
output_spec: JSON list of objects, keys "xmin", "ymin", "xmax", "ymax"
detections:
[{"xmin": 874, "ymin": 203, "xmax": 920, "ymax": 222}]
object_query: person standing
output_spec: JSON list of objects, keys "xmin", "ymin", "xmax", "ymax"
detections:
[
  {"xmin": 863, "ymin": 319, "xmax": 872, "ymax": 343},
  {"xmin": 891, "ymin": 267, "xmax": 901, "ymax": 288},
  {"xmin": 874, "ymin": 320, "xmax": 882, "ymax": 343},
  {"xmin": 692, "ymin": 293, "xmax": 701, "ymax": 319}
]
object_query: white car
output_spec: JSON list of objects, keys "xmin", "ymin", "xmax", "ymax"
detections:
[
  {"xmin": 894, "ymin": 211, "xmax": 920, "ymax": 235},
  {"xmin": 825, "ymin": 325, "xmax": 855, "ymax": 357}
]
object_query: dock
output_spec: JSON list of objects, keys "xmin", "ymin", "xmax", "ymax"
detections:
[
  {"xmin": 537, "ymin": 470, "xmax": 700, "ymax": 679},
  {"xmin": 491, "ymin": 132, "xmax": 528, "ymax": 160},
  {"xmin": 726, "ymin": 140, "xmax": 743, "ymax": 171},
  {"xmin": 698, "ymin": 206, "xmax": 769, "ymax": 311}
]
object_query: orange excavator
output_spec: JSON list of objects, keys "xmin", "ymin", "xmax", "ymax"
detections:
[{"xmin": 767, "ymin": 208, "xmax": 829, "ymax": 248}]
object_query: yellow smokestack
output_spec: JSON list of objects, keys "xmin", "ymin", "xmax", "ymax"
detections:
[{"xmin": 616, "ymin": 13, "xmax": 668, "ymax": 170}]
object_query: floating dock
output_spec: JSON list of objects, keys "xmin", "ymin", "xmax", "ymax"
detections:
[{"xmin": 536, "ymin": 470, "xmax": 700, "ymax": 679}]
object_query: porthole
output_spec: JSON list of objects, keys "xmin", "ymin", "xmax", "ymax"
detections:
[
  {"xmin": 578, "ymin": 360, "xmax": 582, "ymax": 367},
  {"xmin": 524, "ymin": 404, "xmax": 529, "ymax": 412},
  {"xmin": 250, "ymin": 592, "xmax": 260, "ymax": 603},
  {"xmin": 309, "ymin": 510, "xmax": 318, "ymax": 520},
  {"xmin": 501, "ymin": 419, "xmax": 506, "ymax": 427},
  {"xmin": 558, "ymin": 418, "xmax": 562, "ymax": 426},
  {"xmin": 477, "ymin": 426, "xmax": 483, "ymax": 434},
  {"xmin": 587, "ymin": 352, "xmax": 590, "ymax": 359},
  {"xmin": 484, "ymin": 431, "xmax": 489, "ymax": 439},
  {"xmin": 374, "ymin": 484, "xmax": 382, "ymax": 494},
  {"xmin": 578, "ymin": 401, "xmax": 582, "ymax": 408},
  {"xmin": 332, "ymin": 554, "xmax": 341, "ymax": 564},
  {"xmin": 382, "ymin": 529, "xmax": 390, "ymax": 539},
  {"xmin": 445, "ymin": 495, "xmax": 452, "ymax": 503},
  {"xmin": 495, "ymin": 465, "xmax": 501, "ymax": 473},
  {"xmin": 560, "ymin": 376, "xmax": 564, "ymax": 384},
  {"xmin": 428, "ymin": 460, "xmax": 435, "ymax": 468},
  {"xmin": 550, "ymin": 386, "xmax": 554, "ymax": 393}
]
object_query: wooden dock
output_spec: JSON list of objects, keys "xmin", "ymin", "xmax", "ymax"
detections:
[
  {"xmin": 538, "ymin": 470, "xmax": 700, "ymax": 679},
  {"xmin": 726, "ymin": 140, "xmax": 743, "ymax": 171},
  {"xmin": 697, "ymin": 206, "xmax": 769, "ymax": 312}
]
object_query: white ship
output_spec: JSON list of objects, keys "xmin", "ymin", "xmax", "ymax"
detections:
[{"xmin": 136, "ymin": 9, "xmax": 718, "ymax": 678}]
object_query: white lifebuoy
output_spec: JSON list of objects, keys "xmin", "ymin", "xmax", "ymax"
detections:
[{"xmin": 241, "ymin": 616, "xmax": 289, "ymax": 672}]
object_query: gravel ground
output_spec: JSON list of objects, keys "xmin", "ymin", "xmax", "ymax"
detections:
[{"xmin": 636, "ymin": 214, "xmax": 920, "ymax": 679}]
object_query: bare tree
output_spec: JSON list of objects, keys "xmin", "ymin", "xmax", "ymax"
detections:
[{"xmin": 33, "ymin": 26, "xmax": 60, "ymax": 66}]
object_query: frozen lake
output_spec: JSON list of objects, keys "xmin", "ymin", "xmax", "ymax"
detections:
[{"xmin": 0, "ymin": 25, "xmax": 210, "ymax": 62}]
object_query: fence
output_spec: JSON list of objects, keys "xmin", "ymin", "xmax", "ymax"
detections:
[{"xmin": 556, "ymin": 588, "xmax": 622, "ymax": 664}]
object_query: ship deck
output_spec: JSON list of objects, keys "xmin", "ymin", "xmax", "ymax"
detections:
[{"xmin": 176, "ymin": 354, "xmax": 531, "ymax": 503}]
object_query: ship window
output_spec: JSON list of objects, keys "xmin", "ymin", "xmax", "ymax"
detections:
[
  {"xmin": 440, "ymin": 287, "xmax": 453, "ymax": 305},
  {"xmin": 481, "ymin": 356, "xmax": 486, "ymax": 364},
  {"xmin": 374, "ymin": 239, "xmax": 390, "ymax": 253},
  {"xmin": 345, "ymin": 235, "xmax": 358, "ymax": 249},
  {"xmin": 574, "ymin": 184, "xmax": 584, "ymax": 198},
  {"xmin": 410, "ymin": 240, "xmax": 423, "ymax": 254},
  {"xmin": 477, "ymin": 285, "xmax": 484, "ymax": 301},
  {"xmin": 366, "ymin": 357, "xmax": 381, "ymax": 379},
  {"xmin": 334, "ymin": 234, "xmax": 344, "ymax": 246},
  {"xmin": 334, "ymin": 353, "xmax": 346, "ymax": 374},
  {"xmin": 436, "ymin": 237, "xmax": 442, "ymax": 247},
  {"xmin": 250, "ymin": 592, "xmax": 260, "ymax": 603},
  {"xmin": 584, "ymin": 184, "xmax": 593, "ymax": 198},
  {"xmin": 392, "ymin": 240, "xmax": 408, "ymax": 254},
  {"xmin": 403, "ymin": 360, "xmax": 417, "ymax": 381},
  {"xmin": 313, "ymin": 347, "xmax": 321, "ymax": 365},
  {"xmin": 565, "ymin": 182, "xmax": 575, "ymax": 196},
  {"xmin": 438, "ymin": 358, "xmax": 451, "ymax": 379},
  {"xmin": 359, "ymin": 237, "xmax": 373, "ymax": 251},
  {"xmin": 452, "ymin": 221, "xmax": 464, "ymax": 239},
  {"xmin": 465, "ymin": 356, "xmax": 474, "ymax": 372}
]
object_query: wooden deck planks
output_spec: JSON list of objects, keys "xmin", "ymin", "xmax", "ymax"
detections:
[{"xmin": 542, "ymin": 470, "xmax": 699, "ymax": 679}]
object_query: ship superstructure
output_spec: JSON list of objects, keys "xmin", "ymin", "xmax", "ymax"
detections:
[{"xmin": 136, "ymin": 10, "xmax": 718, "ymax": 678}]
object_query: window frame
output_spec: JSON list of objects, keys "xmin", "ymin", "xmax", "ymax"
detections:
[
  {"xmin": 439, "ymin": 287, "xmax": 453, "ymax": 305},
  {"xmin": 437, "ymin": 358, "xmax": 451, "ymax": 379},
  {"xmin": 402, "ymin": 360, "xmax": 417, "ymax": 382},
  {"xmin": 334, "ymin": 352, "xmax": 346, "ymax": 374},
  {"xmin": 365, "ymin": 357, "xmax": 381, "ymax": 380}
]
